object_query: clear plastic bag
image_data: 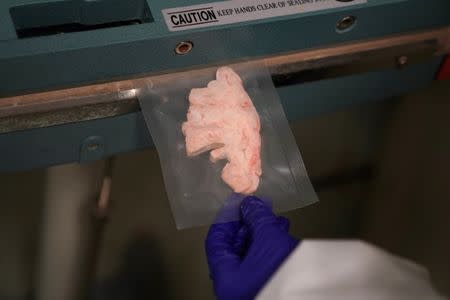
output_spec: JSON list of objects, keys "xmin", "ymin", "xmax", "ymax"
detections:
[{"xmin": 138, "ymin": 62, "xmax": 318, "ymax": 229}]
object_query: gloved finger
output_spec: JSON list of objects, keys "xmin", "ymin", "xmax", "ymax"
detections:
[
  {"xmin": 233, "ymin": 224, "xmax": 249, "ymax": 256},
  {"xmin": 276, "ymin": 217, "xmax": 301, "ymax": 250},
  {"xmin": 205, "ymin": 221, "xmax": 241, "ymax": 278},
  {"xmin": 240, "ymin": 196, "xmax": 279, "ymax": 235},
  {"xmin": 276, "ymin": 216, "xmax": 290, "ymax": 233},
  {"xmin": 214, "ymin": 193, "xmax": 245, "ymax": 223}
]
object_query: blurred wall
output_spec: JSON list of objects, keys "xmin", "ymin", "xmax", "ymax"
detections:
[{"xmin": 361, "ymin": 79, "xmax": 450, "ymax": 296}]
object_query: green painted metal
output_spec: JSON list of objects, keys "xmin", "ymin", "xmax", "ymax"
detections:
[
  {"xmin": 0, "ymin": 1, "xmax": 448, "ymax": 171},
  {"xmin": 1, "ymin": 0, "xmax": 450, "ymax": 96},
  {"xmin": 0, "ymin": 57, "xmax": 442, "ymax": 172}
]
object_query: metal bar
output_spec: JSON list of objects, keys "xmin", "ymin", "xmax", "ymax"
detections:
[
  {"xmin": 1, "ymin": 26, "xmax": 449, "ymax": 134},
  {"xmin": 35, "ymin": 159, "xmax": 113, "ymax": 300}
]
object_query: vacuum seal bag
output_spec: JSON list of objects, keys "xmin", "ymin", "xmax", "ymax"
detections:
[{"xmin": 138, "ymin": 62, "xmax": 318, "ymax": 229}]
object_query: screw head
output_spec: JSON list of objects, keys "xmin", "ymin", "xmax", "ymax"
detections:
[
  {"xmin": 397, "ymin": 56, "xmax": 409, "ymax": 67},
  {"xmin": 175, "ymin": 41, "xmax": 194, "ymax": 55},
  {"xmin": 336, "ymin": 16, "xmax": 356, "ymax": 32},
  {"xmin": 87, "ymin": 143, "xmax": 99, "ymax": 151}
]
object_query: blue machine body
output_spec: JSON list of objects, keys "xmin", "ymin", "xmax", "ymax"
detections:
[{"xmin": 0, "ymin": 0, "xmax": 449, "ymax": 171}]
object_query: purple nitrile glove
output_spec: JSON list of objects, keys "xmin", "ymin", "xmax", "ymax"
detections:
[{"xmin": 205, "ymin": 196, "xmax": 299, "ymax": 300}]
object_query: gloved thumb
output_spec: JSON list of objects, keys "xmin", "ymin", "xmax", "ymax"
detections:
[
  {"xmin": 205, "ymin": 222, "xmax": 241, "ymax": 279},
  {"xmin": 240, "ymin": 196, "xmax": 279, "ymax": 235},
  {"xmin": 276, "ymin": 216, "xmax": 290, "ymax": 232}
]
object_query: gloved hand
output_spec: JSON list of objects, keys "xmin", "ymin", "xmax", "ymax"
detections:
[{"xmin": 205, "ymin": 196, "xmax": 299, "ymax": 300}]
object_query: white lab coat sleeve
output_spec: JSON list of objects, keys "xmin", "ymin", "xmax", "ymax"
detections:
[{"xmin": 257, "ymin": 240, "xmax": 447, "ymax": 300}]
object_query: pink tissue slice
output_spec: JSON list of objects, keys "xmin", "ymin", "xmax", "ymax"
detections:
[{"xmin": 181, "ymin": 67, "xmax": 262, "ymax": 194}]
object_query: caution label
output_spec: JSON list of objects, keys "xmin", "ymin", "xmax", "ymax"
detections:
[{"xmin": 162, "ymin": 0, "xmax": 366, "ymax": 32}]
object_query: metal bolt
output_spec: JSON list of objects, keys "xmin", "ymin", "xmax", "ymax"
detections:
[
  {"xmin": 175, "ymin": 41, "xmax": 194, "ymax": 55},
  {"xmin": 397, "ymin": 56, "xmax": 409, "ymax": 67},
  {"xmin": 87, "ymin": 143, "xmax": 99, "ymax": 151},
  {"xmin": 80, "ymin": 136, "xmax": 105, "ymax": 162},
  {"xmin": 336, "ymin": 16, "xmax": 356, "ymax": 32}
]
